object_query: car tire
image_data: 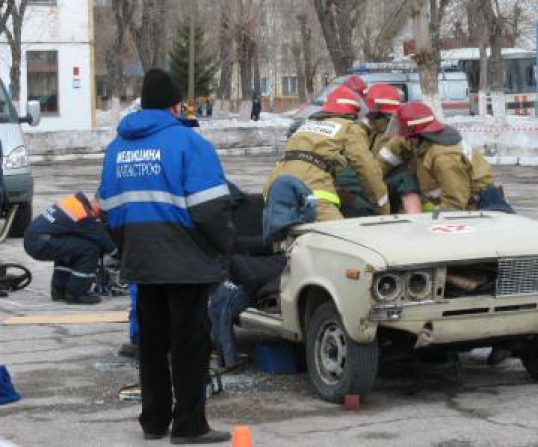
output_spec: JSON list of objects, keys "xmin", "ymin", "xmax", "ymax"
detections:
[
  {"xmin": 8, "ymin": 202, "xmax": 32, "ymax": 238},
  {"xmin": 520, "ymin": 340, "xmax": 538, "ymax": 380},
  {"xmin": 306, "ymin": 301, "xmax": 379, "ymax": 403}
]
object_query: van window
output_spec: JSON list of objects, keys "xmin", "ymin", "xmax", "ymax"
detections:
[
  {"xmin": 0, "ymin": 80, "xmax": 17, "ymax": 123},
  {"xmin": 389, "ymin": 83, "xmax": 408, "ymax": 102},
  {"xmin": 408, "ymin": 83, "xmax": 422, "ymax": 101},
  {"xmin": 442, "ymin": 80, "xmax": 467, "ymax": 100}
]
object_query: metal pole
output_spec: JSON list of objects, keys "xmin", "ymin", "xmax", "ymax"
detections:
[{"xmin": 188, "ymin": 0, "xmax": 196, "ymax": 102}]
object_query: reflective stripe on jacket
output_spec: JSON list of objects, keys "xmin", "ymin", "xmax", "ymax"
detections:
[{"xmin": 99, "ymin": 109, "xmax": 233, "ymax": 284}]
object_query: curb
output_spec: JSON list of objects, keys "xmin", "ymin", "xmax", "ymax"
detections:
[{"xmin": 29, "ymin": 146, "xmax": 284, "ymax": 165}]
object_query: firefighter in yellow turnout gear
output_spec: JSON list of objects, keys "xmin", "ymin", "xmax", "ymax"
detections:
[
  {"xmin": 264, "ymin": 85, "xmax": 389, "ymax": 221},
  {"xmin": 336, "ymin": 84, "xmax": 421, "ymax": 216},
  {"xmin": 388, "ymin": 102, "xmax": 513, "ymax": 213}
]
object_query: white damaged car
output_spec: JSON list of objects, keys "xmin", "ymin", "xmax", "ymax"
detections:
[{"xmin": 239, "ymin": 211, "xmax": 538, "ymax": 402}]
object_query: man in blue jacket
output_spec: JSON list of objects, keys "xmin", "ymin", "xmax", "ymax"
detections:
[
  {"xmin": 99, "ymin": 69, "xmax": 234, "ymax": 444},
  {"xmin": 24, "ymin": 191, "xmax": 117, "ymax": 304}
]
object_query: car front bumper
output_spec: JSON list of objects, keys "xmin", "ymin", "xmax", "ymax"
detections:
[
  {"xmin": 375, "ymin": 294, "xmax": 538, "ymax": 345},
  {"xmin": 3, "ymin": 172, "xmax": 34, "ymax": 205}
]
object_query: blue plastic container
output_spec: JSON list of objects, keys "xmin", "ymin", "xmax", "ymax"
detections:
[{"xmin": 254, "ymin": 342, "xmax": 297, "ymax": 374}]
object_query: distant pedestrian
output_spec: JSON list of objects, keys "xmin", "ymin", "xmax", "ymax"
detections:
[
  {"xmin": 196, "ymin": 97, "xmax": 204, "ymax": 117},
  {"xmin": 205, "ymin": 98, "xmax": 213, "ymax": 118},
  {"xmin": 99, "ymin": 68, "xmax": 233, "ymax": 444},
  {"xmin": 251, "ymin": 91, "xmax": 261, "ymax": 121}
]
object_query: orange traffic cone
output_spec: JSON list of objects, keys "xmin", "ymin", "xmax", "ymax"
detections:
[{"xmin": 232, "ymin": 425, "xmax": 252, "ymax": 447}]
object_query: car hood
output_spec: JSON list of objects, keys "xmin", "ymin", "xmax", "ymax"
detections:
[
  {"xmin": 297, "ymin": 212, "xmax": 538, "ymax": 267},
  {"xmin": 291, "ymin": 104, "xmax": 322, "ymax": 120},
  {"xmin": 0, "ymin": 123, "xmax": 24, "ymax": 154}
]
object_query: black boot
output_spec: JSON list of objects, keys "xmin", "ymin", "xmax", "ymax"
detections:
[
  {"xmin": 51, "ymin": 287, "xmax": 66, "ymax": 302},
  {"xmin": 65, "ymin": 290, "xmax": 102, "ymax": 305},
  {"xmin": 171, "ymin": 429, "xmax": 231, "ymax": 444}
]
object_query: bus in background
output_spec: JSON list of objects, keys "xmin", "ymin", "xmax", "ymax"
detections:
[{"xmin": 442, "ymin": 48, "xmax": 537, "ymax": 117}]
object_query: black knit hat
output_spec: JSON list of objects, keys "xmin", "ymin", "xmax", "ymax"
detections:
[{"xmin": 141, "ymin": 68, "xmax": 183, "ymax": 110}]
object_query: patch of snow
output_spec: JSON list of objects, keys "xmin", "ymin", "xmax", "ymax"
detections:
[
  {"xmin": 95, "ymin": 109, "xmax": 118, "ymax": 128},
  {"xmin": 447, "ymin": 115, "xmax": 538, "ymax": 158},
  {"xmin": 199, "ymin": 112, "xmax": 292, "ymax": 130},
  {"xmin": 442, "ymin": 47, "xmax": 534, "ymax": 61},
  {"xmin": 96, "ymin": 105, "xmax": 292, "ymax": 130}
]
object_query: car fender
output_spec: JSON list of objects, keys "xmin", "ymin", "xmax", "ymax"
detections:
[{"xmin": 280, "ymin": 232, "xmax": 386, "ymax": 343}]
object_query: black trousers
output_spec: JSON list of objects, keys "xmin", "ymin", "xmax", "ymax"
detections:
[
  {"xmin": 24, "ymin": 236, "xmax": 99, "ymax": 296},
  {"xmin": 137, "ymin": 284, "xmax": 211, "ymax": 437}
]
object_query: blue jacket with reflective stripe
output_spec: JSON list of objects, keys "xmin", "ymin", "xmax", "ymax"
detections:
[{"xmin": 99, "ymin": 110, "xmax": 233, "ymax": 284}]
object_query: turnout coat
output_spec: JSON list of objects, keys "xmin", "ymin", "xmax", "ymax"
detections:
[{"xmin": 264, "ymin": 115, "xmax": 389, "ymax": 215}]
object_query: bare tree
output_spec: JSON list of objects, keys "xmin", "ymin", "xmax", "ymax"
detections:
[
  {"xmin": 297, "ymin": 11, "xmax": 317, "ymax": 99},
  {"xmin": 1, "ymin": 0, "xmax": 28, "ymax": 103},
  {"xmin": 313, "ymin": 0, "xmax": 365, "ymax": 75},
  {"xmin": 0, "ymin": 0, "xmax": 13, "ymax": 35},
  {"xmin": 465, "ymin": 1, "xmax": 489, "ymax": 116},
  {"xmin": 129, "ymin": 0, "xmax": 168, "ymax": 72},
  {"xmin": 221, "ymin": 0, "xmax": 264, "ymax": 100},
  {"xmin": 357, "ymin": 0, "xmax": 400, "ymax": 62},
  {"xmin": 235, "ymin": 0, "xmax": 260, "ymax": 99},
  {"xmin": 216, "ymin": 3, "xmax": 233, "ymax": 101},
  {"xmin": 252, "ymin": 42, "xmax": 261, "ymax": 95},
  {"xmin": 107, "ymin": 0, "xmax": 135, "ymax": 114},
  {"xmin": 410, "ymin": 0, "xmax": 451, "ymax": 117},
  {"xmin": 481, "ymin": 0, "xmax": 505, "ymax": 118},
  {"xmin": 291, "ymin": 41, "xmax": 307, "ymax": 102}
]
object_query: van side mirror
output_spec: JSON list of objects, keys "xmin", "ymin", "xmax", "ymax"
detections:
[{"xmin": 19, "ymin": 100, "xmax": 41, "ymax": 127}]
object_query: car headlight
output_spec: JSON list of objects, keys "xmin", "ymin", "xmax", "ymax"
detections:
[
  {"xmin": 5, "ymin": 146, "xmax": 29, "ymax": 170},
  {"xmin": 406, "ymin": 271, "xmax": 433, "ymax": 301},
  {"xmin": 373, "ymin": 273, "xmax": 404, "ymax": 302}
]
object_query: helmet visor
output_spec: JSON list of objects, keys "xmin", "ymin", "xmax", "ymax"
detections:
[
  {"xmin": 385, "ymin": 115, "xmax": 406, "ymax": 138},
  {"xmin": 351, "ymin": 95, "xmax": 368, "ymax": 120}
]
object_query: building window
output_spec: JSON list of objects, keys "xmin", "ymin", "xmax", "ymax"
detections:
[
  {"xmin": 261, "ymin": 77, "xmax": 270, "ymax": 96},
  {"xmin": 28, "ymin": 0, "xmax": 57, "ymax": 5},
  {"xmin": 282, "ymin": 76, "xmax": 298, "ymax": 96},
  {"xmin": 27, "ymin": 51, "xmax": 59, "ymax": 114}
]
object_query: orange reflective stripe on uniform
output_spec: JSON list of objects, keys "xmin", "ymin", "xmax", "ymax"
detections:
[
  {"xmin": 57, "ymin": 196, "xmax": 90, "ymax": 222},
  {"xmin": 313, "ymin": 190, "xmax": 341, "ymax": 206}
]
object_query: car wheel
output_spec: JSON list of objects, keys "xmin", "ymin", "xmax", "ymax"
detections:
[
  {"xmin": 8, "ymin": 202, "xmax": 32, "ymax": 238},
  {"xmin": 520, "ymin": 340, "xmax": 538, "ymax": 380},
  {"xmin": 306, "ymin": 301, "xmax": 379, "ymax": 403}
]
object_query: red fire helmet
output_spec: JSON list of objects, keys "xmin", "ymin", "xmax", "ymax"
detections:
[
  {"xmin": 342, "ymin": 75, "xmax": 368, "ymax": 98},
  {"xmin": 365, "ymin": 84, "xmax": 403, "ymax": 115},
  {"xmin": 322, "ymin": 85, "xmax": 363, "ymax": 116},
  {"xmin": 393, "ymin": 101, "xmax": 444, "ymax": 137}
]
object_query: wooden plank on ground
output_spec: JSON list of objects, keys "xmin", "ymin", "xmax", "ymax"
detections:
[{"xmin": 2, "ymin": 312, "xmax": 129, "ymax": 325}]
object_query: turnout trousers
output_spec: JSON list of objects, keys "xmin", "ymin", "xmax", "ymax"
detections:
[
  {"xmin": 23, "ymin": 235, "xmax": 99, "ymax": 296},
  {"xmin": 137, "ymin": 284, "xmax": 211, "ymax": 437}
]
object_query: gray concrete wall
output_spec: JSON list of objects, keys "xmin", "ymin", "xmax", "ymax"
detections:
[{"xmin": 25, "ymin": 126, "xmax": 288, "ymax": 163}]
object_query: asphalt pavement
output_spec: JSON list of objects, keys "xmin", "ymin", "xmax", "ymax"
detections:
[{"xmin": 1, "ymin": 156, "xmax": 538, "ymax": 446}]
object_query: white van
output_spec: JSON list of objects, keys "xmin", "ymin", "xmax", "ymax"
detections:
[
  {"xmin": 365, "ymin": 71, "xmax": 469, "ymax": 116},
  {"xmin": 288, "ymin": 71, "xmax": 469, "ymax": 137},
  {"xmin": 0, "ymin": 77, "xmax": 40, "ymax": 238}
]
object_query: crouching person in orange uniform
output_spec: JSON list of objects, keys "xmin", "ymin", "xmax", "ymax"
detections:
[{"xmin": 24, "ymin": 192, "xmax": 117, "ymax": 304}]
